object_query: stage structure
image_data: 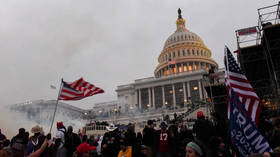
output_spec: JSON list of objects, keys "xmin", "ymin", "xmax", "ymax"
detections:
[{"xmin": 236, "ymin": 2, "xmax": 280, "ymax": 113}]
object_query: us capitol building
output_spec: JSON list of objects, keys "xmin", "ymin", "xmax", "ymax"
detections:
[{"xmin": 93, "ymin": 9, "xmax": 219, "ymax": 119}]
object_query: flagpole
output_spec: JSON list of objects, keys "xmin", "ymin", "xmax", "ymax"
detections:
[
  {"xmin": 225, "ymin": 46, "xmax": 230, "ymax": 80},
  {"xmin": 49, "ymin": 78, "xmax": 63, "ymax": 133}
]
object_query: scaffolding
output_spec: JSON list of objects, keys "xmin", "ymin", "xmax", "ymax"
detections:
[{"xmin": 235, "ymin": 2, "xmax": 280, "ymax": 113}]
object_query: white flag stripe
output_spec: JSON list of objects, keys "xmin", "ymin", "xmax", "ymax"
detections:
[
  {"xmin": 229, "ymin": 79, "xmax": 253, "ymax": 89},
  {"xmin": 229, "ymin": 71, "xmax": 248, "ymax": 80},
  {"xmin": 63, "ymin": 87, "xmax": 81, "ymax": 94},
  {"xmin": 60, "ymin": 92, "xmax": 79, "ymax": 98},
  {"xmin": 228, "ymin": 105, "xmax": 230, "ymax": 119},
  {"xmin": 239, "ymin": 96, "xmax": 243, "ymax": 103},
  {"xmin": 245, "ymin": 98, "xmax": 250, "ymax": 110},
  {"xmin": 232, "ymin": 87, "xmax": 258, "ymax": 98},
  {"xmin": 251, "ymin": 100, "xmax": 259, "ymax": 121}
]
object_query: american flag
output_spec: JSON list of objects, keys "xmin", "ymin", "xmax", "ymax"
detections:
[
  {"xmin": 224, "ymin": 46, "xmax": 262, "ymax": 124},
  {"xmin": 58, "ymin": 77, "xmax": 104, "ymax": 101}
]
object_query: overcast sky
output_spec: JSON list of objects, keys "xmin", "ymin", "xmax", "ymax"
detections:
[{"xmin": 0, "ymin": 0, "xmax": 274, "ymax": 109}]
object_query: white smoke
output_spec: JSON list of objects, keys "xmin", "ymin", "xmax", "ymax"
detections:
[{"xmin": 0, "ymin": 101, "xmax": 86, "ymax": 139}]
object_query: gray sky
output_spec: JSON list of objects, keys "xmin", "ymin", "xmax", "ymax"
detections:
[{"xmin": 0, "ymin": 0, "xmax": 274, "ymax": 109}]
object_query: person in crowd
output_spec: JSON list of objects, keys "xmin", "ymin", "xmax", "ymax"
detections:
[
  {"xmin": 136, "ymin": 132, "xmax": 143, "ymax": 145},
  {"xmin": 74, "ymin": 142, "xmax": 96, "ymax": 157},
  {"xmin": 0, "ymin": 129, "xmax": 7, "ymax": 150},
  {"xmin": 11, "ymin": 128, "xmax": 28, "ymax": 150},
  {"xmin": 82, "ymin": 135, "xmax": 88, "ymax": 144},
  {"xmin": 193, "ymin": 111, "xmax": 215, "ymax": 145},
  {"xmin": 25, "ymin": 125, "xmax": 45, "ymax": 157},
  {"xmin": 138, "ymin": 145, "xmax": 149, "ymax": 157},
  {"xmin": 210, "ymin": 112, "xmax": 228, "ymax": 141},
  {"xmin": 153, "ymin": 121, "xmax": 170, "ymax": 157},
  {"xmin": 168, "ymin": 120, "xmax": 180, "ymax": 156},
  {"xmin": 117, "ymin": 138, "xmax": 132, "ymax": 157},
  {"xmin": 88, "ymin": 135, "xmax": 98, "ymax": 147},
  {"xmin": 125, "ymin": 124, "xmax": 137, "ymax": 147},
  {"xmin": 0, "ymin": 141, "xmax": 23, "ymax": 157},
  {"xmin": 185, "ymin": 141, "xmax": 205, "ymax": 157},
  {"xmin": 27, "ymin": 133, "xmax": 51, "ymax": 157},
  {"xmin": 207, "ymin": 136, "xmax": 232, "ymax": 157},
  {"xmin": 178, "ymin": 124, "xmax": 193, "ymax": 157},
  {"xmin": 270, "ymin": 118, "xmax": 280, "ymax": 149},
  {"xmin": 142, "ymin": 120, "xmax": 155, "ymax": 157},
  {"xmin": 174, "ymin": 113, "xmax": 177, "ymax": 120},
  {"xmin": 55, "ymin": 121, "xmax": 67, "ymax": 157},
  {"xmin": 102, "ymin": 123, "xmax": 120, "ymax": 157},
  {"xmin": 65, "ymin": 126, "xmax": 81, "ymax": 157},
  {"xmin": 96, "ymin": 136, "xmax": 103, "ymax": 156}
]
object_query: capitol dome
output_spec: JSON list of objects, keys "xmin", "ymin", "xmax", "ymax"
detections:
[{"xmin": 154, "ymin": 9, "xmax": 218, "ymax": 78}]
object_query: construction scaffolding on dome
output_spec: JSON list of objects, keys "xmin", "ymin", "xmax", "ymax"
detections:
[{"xmin": 235, "ymin": 1, "xmax": 280, "ymax": 115}]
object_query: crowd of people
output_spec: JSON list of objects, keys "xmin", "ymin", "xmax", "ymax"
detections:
[{"xmin": 0, "ymin": 111, "xmax": 280, "ymax": 157}]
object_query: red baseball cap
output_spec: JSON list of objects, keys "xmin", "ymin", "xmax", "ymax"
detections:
[
  {"xmin": 77, "ymin": 143, "xmax": 96, "ymax": 154},
  {"xmin": 56, "ymin": 121, "xmax": 64, "ymax": 128},
  {"xmin": 197, "ymin": 111, "xmax": 204, "ymax": 118}
]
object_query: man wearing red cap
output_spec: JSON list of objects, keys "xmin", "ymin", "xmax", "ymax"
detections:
[
  {"xmin": 55, "ymin": 121, "xmax": 67, "ymax": 157},
  {"xmin": 193, "ymin": 111, "xmax": 215, "ymax": 144},
  {"xmin": 75, "ymin": 143, "xmax": 96, "ymax": 157}
]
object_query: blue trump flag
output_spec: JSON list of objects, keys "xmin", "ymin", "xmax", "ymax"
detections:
[{"xmin": 229, "ymin": 89, "xmax": 272, "ymax": 156}]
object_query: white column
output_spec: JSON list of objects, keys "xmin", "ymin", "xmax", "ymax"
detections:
[
  {"xmin": 198, "ymin": 62, "xmax": 201, "ymax": 70},
  {"xmin": 148, "ymin": 88, "xmax": 152, "ymax": 108},
  {"xmin": 152, "ymin": 87, "xmax": 155, "ymax": 109},
  {"xmin": 172, "ymin": 84, "xmax": 176, "ymax": 108},
  {"xmin": 139, "ymin": 89, "xmax": 142, "ymax": 110},
  {"xmin": 162, "ymin": 86, "xmax": 165, "ymax": 108},
  {"xmin": 198, "ymin": 80, "xmax": 203, "ymax": 99},
  {"xmin": 187, "ymin": 82, "xmax": 191, "ymax": 98},
  {"xmin": 192, "ymin": 62, "xmax": 195, "ymax": 71},
  {"xmin": 183, "ymin": 82, "xmax": 187, "ymax": 102},
  {"xmin": 175, "ymin": 64, "xmax": 177, "ymax": 75}
]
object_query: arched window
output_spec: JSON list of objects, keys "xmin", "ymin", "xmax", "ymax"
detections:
[
  {"xmin": 183, "ymin": 49, "xmax": 186, "ymax": 56},
  {"xmin": 173, "ymin": 52, "xmax": 176, "ymax": 58},
  {"xmin": 197, "ymin": 50, "xmax": 199, "ymax": 56},
  {"xmin": 179, "ymin": 65, "xmax": 182, "ymax": 73},
  {"xmin": 177, "ymin": 50, "xmax": 180, "ymax": 57},
  {"xmin": 184, "ymin": 65, "xmax": 187, "ymax": 71},
  {"xmin": 192, "ymin": 49, "xmax": 195, "ymax": 55},
  {"xmin": 187, "ymin": 49, "xmax": 190, "ymax": 55},
  {"xmin": 189, "ymin": 64, "xmax": 192, "ymax": 72},
  {"xmin": 194, "ymin": 63, "xmax": 197, "ymax": 71}
]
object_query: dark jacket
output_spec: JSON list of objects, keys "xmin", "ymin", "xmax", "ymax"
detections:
[
  {"xmin": 101, "ymin": 130, "xmax": 120, "ymax": 157},
  {"xmin": 193, "ymin": 118, "xmax": 215, "ymax": 144},
  {"xmin": 142, "ymin": 126, "xmax": 155, "ymax": 147}
]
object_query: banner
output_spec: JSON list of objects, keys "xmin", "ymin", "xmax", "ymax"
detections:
[{"xmin": 229, "ymin": 89, "xmax": 271, "ymax": 156}]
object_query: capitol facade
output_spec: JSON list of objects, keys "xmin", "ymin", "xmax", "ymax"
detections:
[{"xmin": 115, "ymin": 10, "xmax": 218, "ymax": 114}]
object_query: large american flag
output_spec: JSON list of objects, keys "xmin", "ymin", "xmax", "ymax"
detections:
[
  {"xmin": 58, "ymin": 77, "xmax": 104, "ymax": 100},
  {"xmin": 224, "ymin": 46, "xmax": 262, "ymax": 124}
]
